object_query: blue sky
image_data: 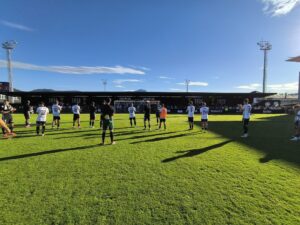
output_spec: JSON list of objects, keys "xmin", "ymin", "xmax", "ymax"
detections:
[{"xmin": 0, "ymin": 0, "xmax": 300, "ymax": 93}]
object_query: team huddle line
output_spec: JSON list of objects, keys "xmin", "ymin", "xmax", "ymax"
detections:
[{"xmin": 1, "ymin": 98, "xmax": 300, "ymax": 143}]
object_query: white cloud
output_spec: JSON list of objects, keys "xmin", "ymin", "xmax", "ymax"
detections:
[
  {"xmin": 115, "ymin": 85, "xmax": 125, "ymax": 88},
  {"xmin": 113, "ymin": 79, "xmax": 143, "ymax": 84},
  {"xmin": 177, "ymin": 81, "xmax": 208, "ymax": 86},
  {"xmin": 129, "ymin": 65, "xmax": 150, "ymax": 71},
  {"xmin": 268, "ymin": 82, "xmax": 298, "ymax": 92},
  {"xmin": 0, "ymin": 60, "xmax": 145, "ymax": 75},
  {"xmin": 159, "ymin": 76, "xmax": 174, "ymax": 79},
  {"xmin": 169, "ymin": 88, "xmax": 184, "ymax": 92},
  {"xmin": 261, "ymin": 0, "xmax": 300, "ymax": 16},
  {"xmin": 236, "ymin": 83, "xmax": 261, "ymax": 90},
  {"xmin": 0, "ymin": 20, "xmax": 34, "ymax": 31},
  {"xmin": 236, "ymin": 82, "xmax": 298, "ymax": 93}
]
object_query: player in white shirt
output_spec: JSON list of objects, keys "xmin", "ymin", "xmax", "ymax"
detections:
[
  {"xmin": 52, "ymin": 100, "xmax": 62, "ymax": 129},
  {"xmin": 200, "ymin": 102, "xmax": 209, "ymax": 131},
  {"xmin": 36, "ymin": 102, "xmax": 49, "ymax": 136},
  {"xmin": 72, "ymin": 103, "xmax": 81, "ymax": 128},
  {"xmin": 240, "ymin": 98, "xmax": 252, "ymax": 138},
  {"xmin": 290, "ymin": 104, "xmax": 300, "ymax": 141},
  {"xmin": 128, "ymin": 103, "xmax": 137, "ymax": 127},
  {"xmin": 186, "ymin": 101, "xmax": 195, "ymax": 130}
]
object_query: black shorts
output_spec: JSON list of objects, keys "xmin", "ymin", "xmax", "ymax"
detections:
[
  {"xmin": 73, "ymin": 114, "xmax": 80, "ymax": 121},
  {"xmin": 201, "ymin": 119, "xmax": 208, "ymax": 122},
  {"xmin": 36, "ymin": 121, "xmax": 46, "ymax": 126},
  {"xmin": 160, "ymin": 118, "xmax": 166, "ymax": 122},
  {"xmin": 144, "ymin": 115, "xmax": 150, "ymax": 121},
  {"xmin": 53, "ymin": 116, "xmax": 60, "ymax": 120},
  {"xmin": 156, "ymin": 112, "xmax": 160, "ymax": 117},
  {"xmin": 188, "ymin": 117, "xmax": 194, "ymax": 123},
  {"xmin": 24, "ymin": 112, "xmax": 30, "ymax": 120},
  {"xmin": 243, "ymin": 119, "xmax": 250, "ymax": 126},
  {"xmin": 100, "ymin": 114, "xmax": 105, "ymax": 120},
  {"xmin": 129, "ymin": 117, "xmax": 136, "ymax": 120},
  {"xmin": 2, "ymin": 115, "xmax": 13, "ymax": 124},
  {"xmin": 90, "ymin": 113, "xmax": 96, "ymax": 120}
]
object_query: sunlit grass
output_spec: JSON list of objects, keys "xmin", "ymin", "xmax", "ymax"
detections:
[{"xmin": 0, "ymin": 114, "xmax": 299, "ymax": 225}]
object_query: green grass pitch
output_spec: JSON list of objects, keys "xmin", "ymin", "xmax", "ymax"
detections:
[{"xmin": 0, "ymin": 113, "xmax": 299, "ymax": 225}]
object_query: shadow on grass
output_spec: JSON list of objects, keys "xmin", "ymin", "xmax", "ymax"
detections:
[
  {"xmin": 205, "ymin": 115, "xmax": 300, "ymax": 166},
  {"xmin": 0, "ymin": 144, "xmax": 101, "ymax": 162},
  {"xmin": 116, "ymin": 131, "xmax": 179, "ymax": 141},
  {"xmin": 162, "ymin": 140, "xmax": 233, "ymax": 163},
  {"xmin": 131, "ymin": 131, "xmax": 200, "ymax": 144}
]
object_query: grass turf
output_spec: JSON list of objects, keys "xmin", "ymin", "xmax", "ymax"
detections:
[{"xmin": 0, "ymin": 113, "xmax": 299, "ymax": 225}]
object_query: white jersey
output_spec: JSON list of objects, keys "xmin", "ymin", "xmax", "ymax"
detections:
[
  {"xmin": 295, "ymin": 110, "xmax": 300, "ymax": 122},
  {"xmin": 187, "ymin": 105, "xmax": 195, "ymax": 117},
  {"xmin": 52, "ymin": 104, "xmax": 62, "ymax": 117},
  {"xmin": 242, "ymin": 104, "xmax": 252, "ymax": 119},
  {"xmin": 128, "ymin": 106, "xmax": 136, "ymax": 118},
  {"xmin": 72, "ymin": 105, "xmax": 80, "ymax": 114},
  {"xmin": 36, "ymin": 106, "xmax": 49, "ymax": 122},
  {"xmin": 200, "ymin": 106, "xmax": 209, "ymax": 120}
]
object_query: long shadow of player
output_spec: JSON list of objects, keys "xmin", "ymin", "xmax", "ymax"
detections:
[
  {"xmin": 131, "ymin": 131, "xmax": 200, "ymax": 144},
  {"xmin": 196, "ymin": 115, "xmax": 300, "ymax": 167},
  {"xmin": 161, "ymin": 140, "xmax": 233, "ymax": 163},
  {"xmin": 0, "ymin": 144, "xmax": 101, "ymax": 162}
]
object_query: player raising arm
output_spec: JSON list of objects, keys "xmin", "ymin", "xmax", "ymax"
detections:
[
  {"xmin": 200, "ymin": 102, "xmax": 209, "ymax": 131},
  {"xmin": 72, "ymin": 103, "xmax": 81, "ymax": 128},
  {"xmin": 290, "ymin": 104, "xmax": 300, "ymax": 141},
  {"xmin": 100, "ymin": 98, "xmax": 115, "ymax": 145},
  {"xmin": 52, "ymin": 100, "xmax": 62, "ymax": 129},
  {"xmin": 128, "ymin": 103, "xmax": 137, "ymax": 127},
  {"xmin": 36, "ymin": 102, "xmax": 49, "ymax": 136},
  {"xmin": 186, "ymin": 101, "xmax": 195, "ymax": 130},
  {"xmin": 240, "ymin": 98, "xmax": 252, "ymax": 138}
]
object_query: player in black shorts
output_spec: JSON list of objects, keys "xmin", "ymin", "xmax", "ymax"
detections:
[
  {"xmin": 144, "ymin": 101, "xmax": 151, "ymax": 130},
  {"xmin": 23, "ymin": 100, "xmax": 32, "ymax": 128},
  {"xmin": 155, "ymin": 104, "xmax": 161, "ymax": 125},
  {"xmin": 100, "ymin": 98, "xmax": 115, "ymax": 145},
  {"xmin": 1, "ymin": 100, "xmax": 16, "ymax": 134},
  {"xmin": 100, "ymin": 100, "xmax": 105, "ymax": 129},
  {"xmin": 89, "ymin": 101, "xmax": 96, "ymax": 128}
]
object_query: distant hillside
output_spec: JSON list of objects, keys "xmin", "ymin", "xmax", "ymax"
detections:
[{"xmin": 135, "ymin": 89, "xmax": 147, "ymax": 92}]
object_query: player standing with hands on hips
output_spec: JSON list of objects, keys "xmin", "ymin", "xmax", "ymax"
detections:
[
  {"xmin": 240, "ymin": 98, "xmax": 252, "ymax": 138},
  {"xmin": 200, "ymin": 102, "xmax": 209, "ymax": 131},
  {"xmin": 36, "ymin": 102, "xmax": 49, "ymax": 136},
  {"xmin": 52, "ymin": 100, "xmax": 62, "ymax": 129},
  {"xmin": 72, "ymin": 102, "xmax": 81, "ymax": 128},
  {"xmin": 128, "ymin": 103, "xmax": 137, "ymax": 127},
  {"xmin": 187, "ymin": 101, "xmax": 195, "ymax": 130}
]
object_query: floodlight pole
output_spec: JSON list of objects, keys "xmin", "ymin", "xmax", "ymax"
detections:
[
  {"xmin": 102, "ymin": 79, "xmax": 107, "ymax": 92},
  {"xmin": 185, "ymin": 79, "xmax": 191, "ymax": 93},
  {"xmin": 2, "ymin": 41, "xmax": 17, "ymax": 93},
  {"xmin": 298, "ymin": 72, "xmax": 300, "ymax": 102},
  {"xmin": 257, "ymin": 41, "xmax": 272, "ymax": 93}
]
